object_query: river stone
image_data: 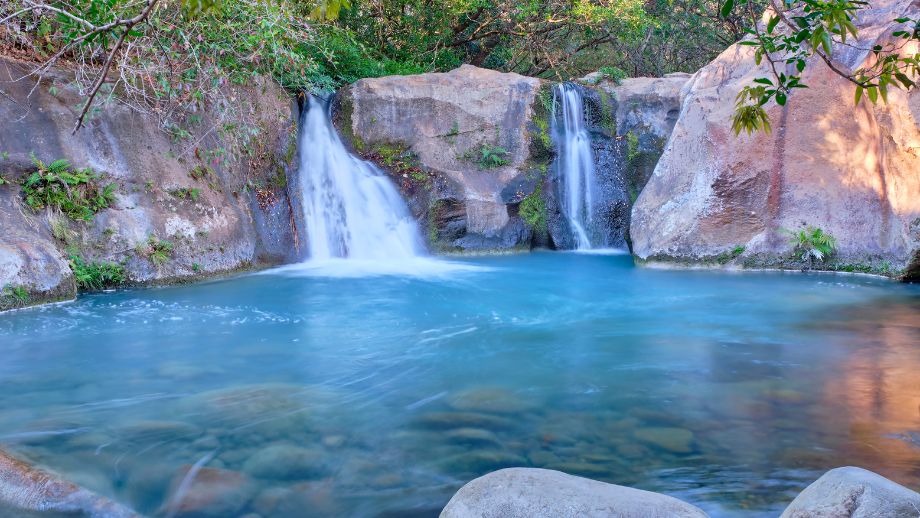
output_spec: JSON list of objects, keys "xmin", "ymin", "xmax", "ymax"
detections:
[
  {"xmin": 242, "ymin": 444, "xmax": 329, "ymax": 480},
  {"xmin": 0, "ymin": 449, "xmax": 140, "ymax": 517},
  {"xmin": 413, "ymin": 412, "xmax": 515, "ymax": 431},
  {"xmin": 445, "ymin": 428, "xmax": 502, "ymax": 448},
  {"xmin": 440, "ymin": 468, "xmax": 708, "ymax": 518},
  {"xmin": 440, "ymin": 451, "xmax": 528, "ymax": 474},
  {"xmin": 161, "ymin": 466, "xmax": 254, "ymax": 518},
  {"xmin": 781, "ymin": 466, "xmax": 920, "ymax": 518},
  {"xmin": 633, "ymin": 427, "xmax": 695, "ymax": 454},
  {"xmin": 448, "ymin": 387, "xmax": 536, "ymax": 414}
]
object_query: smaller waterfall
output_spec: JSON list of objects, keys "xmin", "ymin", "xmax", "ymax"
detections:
[
  {"xmin": 554, "ymin": 83, "xmax": 598, "ymax": 250},
  {"xmin": 297, "ymin": 95, "xmax": 425, "ymax": 261}
]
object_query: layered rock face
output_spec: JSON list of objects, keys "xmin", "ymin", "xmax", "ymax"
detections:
[
  {"xmin": 0, "ymin": 58, "xmax": 298, "ymax": 309},
  {"xmin": 631, "ymin": 0, "xmax": 920, "ymax": 279},
  {"xmin": 335, "ymin": 65, "xmax": 549, "ymax": 252}
]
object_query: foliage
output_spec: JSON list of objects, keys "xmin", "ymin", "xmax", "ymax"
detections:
[
  {"xmin": 1, "ymin": 284, "xmax": 29, "ymax": 307},
  {"xmin": 461, "ymin": 143, "xmax": 510, "ymax": 170},
  {"xmin": 68, "ymin": 255, "xmax": 126, "ymax": 291},
  {"xmin": 519, "ymin": 185, "xmax": 547, "ymax": 232},
  {"xmin": 169, "ymin": 187, "xmax": 202, "ymax": 201},
  {"xmin": 786, "ymin": 226, "xmax": 837, "ymax": 265},
  {"xmin": 21, "ymin": 158, "xmax": 116, "ymax": 221},
  {"xmin": 141, "ymin": 235, "xmax": 174, "ymax": 266},
  {"xmin": 721, "ymin": 0, "xmax": 920, "ymax": 134},
  {"xmin": 626, "ymin": 131, "xmax": 641, "ymax": 160},
  {"xmin": 598, "ymin": 66, "xmax": 628, "ymax": 84}
]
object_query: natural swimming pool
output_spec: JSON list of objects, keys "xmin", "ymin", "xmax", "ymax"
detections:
[{"xmin": 1, "ymin": 252, "xmax": 918, "ymax": 517}]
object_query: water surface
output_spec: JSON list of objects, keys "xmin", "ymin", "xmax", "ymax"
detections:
[{"xmin": 1, "ymin": 253, "xmax": 919, "ymax": 517}]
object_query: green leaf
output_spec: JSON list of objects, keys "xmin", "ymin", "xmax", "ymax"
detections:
[
  {"xmin": 776, "ymin": 91, "xmax": 787, "ymax": 105},
  {"xmin": 854, "ymin": 85, "xmax": 863, "ymax": 105},
  {"xmin": 767, "ymin": 16, "xmax": 780, "ymax": 33},
  {"xmin": 720, "ymin": 0, "xmax": 735, "ymax": 18}
]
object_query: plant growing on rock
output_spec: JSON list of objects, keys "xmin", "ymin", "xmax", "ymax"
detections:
[
  {"xmin": 141, "ymin": 236, "xmax": 174, "ymax": 266},
  {"xmin": 1, "ymin": 284, "xmax": 29, "ymax": 307},
  {"xmin": 68, "ymin": 255, "xmax": 126, "ymax": 291},
  {"xmin": 461, "ymin": 143, "xmax": 510, "ymax": 170},
  {"xmin": 21, "ymin": 158, "xmax": 116, "ymax": 221},
  {"xmin": 786, "ymin": 226, "xmax": 837, "ymax": 267},
  {"xmin": 722, "ymin": 0, "xmax": 920, "ymax": 135},
  {"xmin": 519, "ymin": 185, "xmax": 547, "ymax": 233}
]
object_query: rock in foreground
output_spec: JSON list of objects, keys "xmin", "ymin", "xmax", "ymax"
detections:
[
  {"xmin": 781, "ymin": 466, "xmax": 920, "ymax": 518},
  {"xmin": 440, "ymin": 467, "xmax": 708, "ymax": 518},
  {"xmin": 0, "ymin": 449, "xmax": 140, "ymax": 517}
]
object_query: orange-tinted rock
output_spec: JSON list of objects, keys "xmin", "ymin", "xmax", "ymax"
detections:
[{"xmin": 631, "ymin": 0, "xmax": 920, "ymax": 279}]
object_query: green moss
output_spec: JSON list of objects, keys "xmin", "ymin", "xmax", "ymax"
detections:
[
  {"xmin": 519, "ymin": 184, "xmax": 547, "ymax": 233},
  {"xmin": 597, "ymin": 89, "xmax": 616, "ymax": 134},
  {"xmin": 626, "ymin": 131, "xmax": 640, "ymax": 161}
]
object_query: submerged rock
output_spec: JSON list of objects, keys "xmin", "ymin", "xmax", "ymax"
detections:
[
  {"xmin": 413, "ymin": 412, "xmax": 516, "ymax": 431},
  {"xmin": 242, "ymin": 443, "xmax": 329, "ymax": 480},
  {"xmin": 444, "ymin": 428, "xmax": 503, "ymax": 448},
  {"xmin": 633, "ymin": 427, "xmax": 696, "ymax": 454},
  {"xmin": 161, "ymin": 465, "xmax": 255, "ymax": 518},
  {"xmin": 440, "ymin": 467, "xmax": 708, "ymax": 517},
  {"xmin": 0, "ymin": 449, "xmax": 140, "ymax": 517},
  {"xmin": 781, "ymin": 466, "xmax": 920, "ymax": 518},
  {"xmin": 447, "ymin": 387, "xmax": 536, "ymax": 414}
]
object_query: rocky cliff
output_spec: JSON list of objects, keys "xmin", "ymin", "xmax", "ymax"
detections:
[
  {"xmin": 0, "ymin": 58, "xmax": 299, "ymax": 310},
  {"xmin": 335, "ymin": 65, "xmax": 687, "ymax": 253},
  {"xmin": 630, "ymin": 0, "xmax": 920, "ymax": 280},
  {"xmin": 334, "ymin": 65, "xmax": 550, "ymax": 253}
]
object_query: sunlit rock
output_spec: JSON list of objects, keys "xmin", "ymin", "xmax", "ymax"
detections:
[
  {"xmin": 441, "ymin": 467, "xmax": 708, "ymax": 517},
  {"xmin": 781, "ymin": 466, "xmax": 920, "ymax": 517}
]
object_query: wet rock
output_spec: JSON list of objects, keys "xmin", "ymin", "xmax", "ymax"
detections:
[
  {"xmin": 781, "ymin": 466, "xmax": 920, "ymax": 517},
  {"xmin": 447, "ymin": 387, "xmax": 536, "ymax": 414},
  {"xmin": 413, "ymin": 412, "xmax": 515, "ymax": 431},
  {"xmin": 633, "ymin": 427, "xmax": 695, "ymax": 454},
  {"xmin": 115, "ymin": 420, "xmax": 202, "ymax": 442},
  {"xmin": 527, "ymin": 450, "xmax": 562, "ymax": 467},
  {"xmin": 161, "ymin": 465, "xmax": 255, "ymax": 518},
  {"xmin": 545, "ymin": 462, "xmax": 611, "ymax": 479},
  {"xmin": 441, "ymin": 467, "xmax": 708, "ymax": 517},
  {"xmin": 252, "ymin": 481, "xmax": 340, "ymax": 517},
  {"xmin": 444, "ymin": 428, "xmax": 502, "ymax": 448},
  {"xmin": 0, "ymin": 448, "xmax": 140, "ymax": 517},
  {"xmin": 440, "ymin": 451, "xmax": 528, "ymax": 474},
  {"xmin": 242, "ymin": 444, "xmax": 329, "ymax": 480}
]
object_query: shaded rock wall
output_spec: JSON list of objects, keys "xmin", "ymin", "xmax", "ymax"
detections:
[
  {"xmin": 0, "ymin": 58, "xmax": 299, "ymax": 310},
  {"xmin": 630, "ymin": 0, "xmax": 920, "ymax": 279}
]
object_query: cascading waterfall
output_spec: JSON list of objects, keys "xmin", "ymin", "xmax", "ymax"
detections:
[
  {"xmin": 297, "ymin": 95, "xmax": 425, "ymax": 262},
  {"xmin": 554, "ymin": 83, "xmax": 598, "ymax": 250}
]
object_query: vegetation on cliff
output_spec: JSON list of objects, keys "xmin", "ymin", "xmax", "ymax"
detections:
[{"xmin": 1, "ymin": 0, "xmax": 755, "ymax": 134}]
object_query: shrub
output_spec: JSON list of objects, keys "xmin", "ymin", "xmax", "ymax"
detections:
[
  {"xmin": 141, "ymin": 236, "xmax": 174, "ymax": 266},
  {"xmin": 21, "ymin": 158, "xmax": 116, "ymax": 221},
  {"xmin": 169, "ymin": 187, "xmax": 202, "ymax": 202},
  {"xmin": 519, "ymin": 185, "xmax": 547, "ymax": 232},
  {"xmin": 787, "ymin": 226, "xmax": 837, "ymax": 266},
  {"xmin": 598, "ymin": 66, "xmax": 628, "ymax": 85},
  {"xmin": 69, "ymin": 255, "xmax": 126, "ymax": 291},
  {"xmin": 1, "ymin": 284, "xmax": 29, "ymax": 307},
  {"xmin": 460, "ymin": 143, "xmax": 510, "ymax": 170}
]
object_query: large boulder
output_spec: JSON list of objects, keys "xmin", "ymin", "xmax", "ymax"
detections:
[
  {"xmin": 0, "ymin": 449, "xmax": 140, "ymax": 517},
  {"xmin": 630, "ymin": 0, "xmax": 920, "ymax": 279},
  {"xmin": 440, "ymin": 468, "xmax": 708, "ymax": 518},
  {"xmin": 0, "ymin": 57, "xmax": 298, "ymax": 309},
  {"xmin": 335, "ymin": 65, "xmax": 550, "ymax": 253},
  {"xmin": 781, "ymin": 466, "xmax": 920, "ymax": 517}
]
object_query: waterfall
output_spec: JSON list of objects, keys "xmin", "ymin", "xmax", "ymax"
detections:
[
  {"xmin": 554, "ymin": 83, "xmax": 598, "ymax": 250},
  {"xmin": 297, "ymin": 95, "xmax": 425, "ymax": 262}
]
